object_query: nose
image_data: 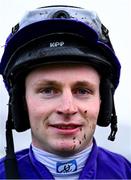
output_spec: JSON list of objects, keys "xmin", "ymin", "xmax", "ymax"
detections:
[{"xmin": 56, "ymin": 90, "xmax": 78, "ymax": 116}]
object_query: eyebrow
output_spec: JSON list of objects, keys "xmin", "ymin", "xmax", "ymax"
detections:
[
  {"xmin": 35, "ymin": 80, "xmax": 96, "ymax": 89},
  {"xmin": 74, "ymin": 81, "xmax": 92, "ymax": 86},
  {"xmin": 73, "ymin": 81, "xmax": 97, "ymax": 89},
  {"xmin": 36, "ymin": 80, "xmax": 60, "ymax": 86}
]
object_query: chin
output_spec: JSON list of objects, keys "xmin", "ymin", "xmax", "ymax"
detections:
[
  {"xmin": 52, "ymin": 143, "xmax": 81, "ymax": 157},
  {"xmin": 55, "ymin": 148, "xmax": 77, "ymax": 157}
]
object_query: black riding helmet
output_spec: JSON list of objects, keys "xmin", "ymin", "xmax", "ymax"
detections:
[{"xmin": 0, "ymin": 5, "xmax": 121, "ymax": 140}]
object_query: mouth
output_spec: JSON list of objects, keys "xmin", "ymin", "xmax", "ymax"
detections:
[
  {"xmin": 51, "ymin": 124, "xmax": 81, "ymax": 129},
  {"xmin": 49, "ymin": 124, "xmax": 82, "ymax": 134}
]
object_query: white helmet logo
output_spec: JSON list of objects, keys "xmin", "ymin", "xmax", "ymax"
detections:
[{"xmin": 50, "ymin": 41, "xmax": 64, "ymax": 47}]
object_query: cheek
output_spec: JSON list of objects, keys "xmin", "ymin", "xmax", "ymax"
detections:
[
  {"xmin": 26, "ymin": 96, "xmax": 44, "ymax": 121},
  {"xmin": 83, "ymin": 99, "xmax": 101, "ymax": 121},
  {"xmin": 91, "ymin": 99, "xmax": 101, "ymax": 118},
  {"xmin": 26, "ymin": 96, "xmax": 56, "ymax": 124},
  {"xmin": 81, "ymin": 100, "xmax": 100, "ymax": 136}
]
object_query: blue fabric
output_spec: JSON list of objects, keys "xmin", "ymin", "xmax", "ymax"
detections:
[{"xmin": 0, "ymin": 139, "xmax": 131, "ymax": 179}]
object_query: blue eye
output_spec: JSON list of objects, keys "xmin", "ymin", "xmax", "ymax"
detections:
[
  {"xmin": 43, "ymin": 88, "xmax": 54, "ymax": 94},
  {"xmin": 40, "ymin": 87, "xmax": 59, "ymax": 97},
  {"xmin": 77, "ymin": 89, "xmax": 88, "ymax": 94},
  {"xmin": 73, "ymin": 88, "xmax": 91, "ymax": 96}
]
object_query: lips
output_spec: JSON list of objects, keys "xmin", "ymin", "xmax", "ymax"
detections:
[{"xmin": 49, "ymin": 124, "xmax": 82, "ymax": 130}]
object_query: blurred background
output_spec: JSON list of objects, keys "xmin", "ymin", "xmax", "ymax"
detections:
[{"xmin": 0, "ymin": 0, "xmax": 131, "ymax": 161}]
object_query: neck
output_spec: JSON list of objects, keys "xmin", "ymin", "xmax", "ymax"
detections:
[{"xmin": 32, "ymin": 143, "xmax": 93, "ymax": 179}]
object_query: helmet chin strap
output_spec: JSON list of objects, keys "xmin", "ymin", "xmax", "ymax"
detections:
[
  {"xmin": 98, "ymin": 78, "xmax": 118, "ymax": 141},
  {"xmin": 108, "ymin": 97, "xmax": 118, "ymax": 141},
  {"xmin": 4, "ymin": 98, "xmax": 19, "ymax": 179}
]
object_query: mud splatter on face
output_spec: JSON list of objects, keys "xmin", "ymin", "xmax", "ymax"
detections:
[
  {"xmin": 73, "ymin": 137, "xmax": 76, "ymax": 143},
  {"xmin": 84, "ymin": 110, "xmax": 88, "ymax": 118},
  {"xmin": 72, "ymin": 144, "xmax": 76, "ymax": 150},
  {"xmin": 73, "ymin": 137, "xmax": 76, "ymax": 140},
  {"xmin": 81, "ymin": 134, "xmax": 87, "ymax": 142},
  {"xmin": 72, "ymin": 137, "xmax": 77, "ymax": 150},
  {"xmin": 80, "ymin": 127, "xmax": 82, "ymax": 131},
  {"xmin": 82, "ymin": 110, "xmax": 89, "ymax": 121},
  {"xmin": 84, "ymin": 134, "xmax": 86, "ymax": 140}
]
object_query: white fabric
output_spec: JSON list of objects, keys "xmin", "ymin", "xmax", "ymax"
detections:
[{"xmin": 32, "ymin": 143, "xmax": 93, "ymax": 180}]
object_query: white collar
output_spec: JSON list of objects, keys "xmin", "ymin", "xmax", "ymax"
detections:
[{"xmin": 32, "ymin": 144, "xmax": 93, "ymax": 179}]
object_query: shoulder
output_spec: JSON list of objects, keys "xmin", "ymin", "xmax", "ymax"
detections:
[
  {"xmin": 92, "ymin": 139, "xmax": 131, "ymax": 167},
  {"xmin": 15, "ymin": 148, "xmax": 29, "ymax": 160},
  {"xmin": 85, "ymin": 141, "xmax": 131, "ymax": 179},
  {"xmin": 0, "ymin": 149, "xmax": 29, "ymax": 164},
  {"xmin": 0, "ymin": 148, "xmax": 29, "ymax": 162},
  {"xmin": 97, "ymin": 146, "xmax": 130, "ymax": 164},
  {"xmin": 0, "ymin": 156, "xmax": 6, "ymax": 178},
  {"xmin": 0, "ymin": 148, "xmax": 29, "ymax": 178},
  {"xmin": 97, "ymin": 146, "xmax": 131, "ymax": 176}
]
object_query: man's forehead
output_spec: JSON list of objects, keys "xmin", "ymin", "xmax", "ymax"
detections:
[
  {"xmin": 27, "ymin": 79, "xmax": 99, "ymax": 90},
  {"xmin": 25, "ymin": 65, "xmax": 100, "ymax": 88}
]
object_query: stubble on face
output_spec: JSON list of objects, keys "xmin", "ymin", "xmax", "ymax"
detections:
[{"xmin": 25, "ymin": 64, "xmax": 100, "ymax": 156}]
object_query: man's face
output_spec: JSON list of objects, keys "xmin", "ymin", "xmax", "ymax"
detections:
[{"xmin": 25, "ymin": 64, "xmax": 101, "ymax": 156}]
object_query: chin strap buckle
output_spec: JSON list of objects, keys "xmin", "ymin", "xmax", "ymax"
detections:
[{"xmin": 108, "ymin": 114, "xmax": 118, "ymax": 141}]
